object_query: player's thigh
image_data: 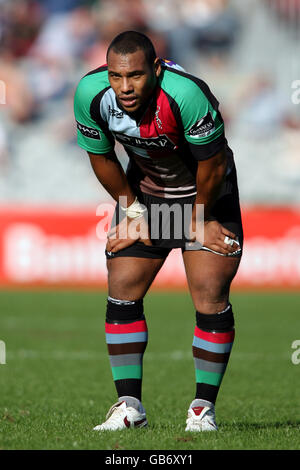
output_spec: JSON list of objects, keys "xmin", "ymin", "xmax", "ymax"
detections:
[
  {"xmin": 107, "ymin": 256, "xmax": 165, "ymax": 300},
  {"xmin": 182, "ymin": 250, "xmax": 241, "ymax": 313}
]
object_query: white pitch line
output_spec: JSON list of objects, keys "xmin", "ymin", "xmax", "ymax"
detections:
[
  {"xmin": 5, "ymin": 350, "xmax": 190, "ymax": 361},
  {"xmin": 4, "ymin": 350, "xmax": 291, "ymax": 361}
]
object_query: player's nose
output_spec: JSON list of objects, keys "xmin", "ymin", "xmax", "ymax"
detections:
[{"xmin": 120, "ymin": 77, "xmax": 134, "ymax": 94}]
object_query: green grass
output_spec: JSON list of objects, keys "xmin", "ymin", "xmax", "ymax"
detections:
[{"xmin": 0, "ymin": 289, "xmax": 300, "ymax": 450}]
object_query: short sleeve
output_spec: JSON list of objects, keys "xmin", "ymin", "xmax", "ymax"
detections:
[
  {"xmin": 180, "ymin": 79, "xmax": 226, "ymax": 160},
  {"xmin": 74, "ymin": 79, "xmax": 114, "ymax": 154}
]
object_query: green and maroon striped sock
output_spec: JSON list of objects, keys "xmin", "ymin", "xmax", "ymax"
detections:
[
  {"xmin": 105, "ymin": 297, "xmax": 148, "ymax": 401},
  {"xmin": 193, "ymin": 305, "xmax": 235, "ymax": 404}
]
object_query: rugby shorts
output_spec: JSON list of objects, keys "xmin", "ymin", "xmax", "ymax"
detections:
[{"xmin": 105, "ymin": 166, "xmax": 243, "ymax": 260}]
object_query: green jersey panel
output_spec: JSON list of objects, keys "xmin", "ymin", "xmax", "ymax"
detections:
[
  {"xmin": 74, "ymin": 69, "xmax": 114, "ymax": 154},
  {"xmin": 159, "ymin": 67, "xmax": 225, "ymax": 158}
]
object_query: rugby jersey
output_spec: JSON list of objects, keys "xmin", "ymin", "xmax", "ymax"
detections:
[{"xmin": 74, "ymin": 59, "xmax": 234, "ymax": 198}]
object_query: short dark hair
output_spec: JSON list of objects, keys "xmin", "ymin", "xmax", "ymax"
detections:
[{"xmin": 106, "ymin": 31, "xmax": 157, "ymax": 66}]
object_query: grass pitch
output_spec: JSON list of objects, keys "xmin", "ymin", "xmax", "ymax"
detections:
[{"xmin": 0, "ymin": 289, "xmax": 299, "ymax": 450}]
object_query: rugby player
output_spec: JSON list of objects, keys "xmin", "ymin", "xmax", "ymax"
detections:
[{"xmin": 74, "ymin": 31, "xmax": 243, "ymax": 432}]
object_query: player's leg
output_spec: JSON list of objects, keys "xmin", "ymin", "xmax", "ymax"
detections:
[
  {"xmin": 107, "ymin": 253, "xmax": 165, "ymax": 392},
  {"xmin": 107, "ymin": 254, "xmax": 165, "ymax": 300},
  {"xmin": 182, "ymin": 249, "xmax": 241, "ymax": 431},
  {"xmin": 182, "ymin": 165, "xmax": 243, "ymax": 431},
  {"xmin": 105, "ymin": 254, "xmax": 165, "ymax": 402},
  {"xmin": 94, "ymin": 249, "xmax": 167, "ymax": 431}
]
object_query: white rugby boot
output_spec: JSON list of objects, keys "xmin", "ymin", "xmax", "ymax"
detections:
[
  {"xmin": 93, "ymin": 397, "xmax": 148, "ymax": 431},
  {"xmin": 185, "ymin": 400, "xmax": 218, "ymax": 432}
]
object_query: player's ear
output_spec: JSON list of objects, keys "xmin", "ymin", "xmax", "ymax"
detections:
[{"xmin": 154, "ymin": 58, "xmax": 162, "ymax": 78}]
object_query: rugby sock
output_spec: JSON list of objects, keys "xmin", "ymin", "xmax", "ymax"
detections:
[
  {"xmin": 192, "ymin": 304, "xmax": 235, "ymax": 405},
  {"xmin": 105, "ymin": 297, "xmax": 148, "ymax": 402}
]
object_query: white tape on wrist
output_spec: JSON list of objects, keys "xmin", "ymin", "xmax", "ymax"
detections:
[{"xmin": 120, "ymin": 197, "xmax": 147, "ymax": 219}]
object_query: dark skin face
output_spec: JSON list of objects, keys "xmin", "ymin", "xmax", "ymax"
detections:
[{"xmin": 107, "ymin": 49, "xmax": 162, "ymax": 114}]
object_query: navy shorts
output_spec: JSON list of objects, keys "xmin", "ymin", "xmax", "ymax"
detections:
[{"xmin": 106, "ymin": 166, "xmax": 243, "ymax": 260}]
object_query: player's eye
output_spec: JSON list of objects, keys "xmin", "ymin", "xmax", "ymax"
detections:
[{"xmin": 130, "ymin": 72, "xmax": 144, "ymax": 79}]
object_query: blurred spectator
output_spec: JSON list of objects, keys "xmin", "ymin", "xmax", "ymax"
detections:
[
  {"xmin": 141, "ymin": 0, "xmax": 180, "ymax": 34},
  {"xmin": 266, "ymin": 0, "xmax": 300, "ymax": 27},
  {"xmin": 165, "ymin": 0, "xmax": 240, "ymax": 68},
  {"xmin": 0, "ymin": 0, "xmax": 44, "ymax": 59},
  {"xmin": 23, "ymin": 6, "xmax": 97, "ymax": 106},
  {"xmin": 0, "ymin": 122, "xmax": 9, "ymax": 169},
  {"xmin": 231, "ymin": 74, "xmax": 292, "ymax": 138},
  {"xmin": 0, "ymin": 50, "xmax": 35, "ymax": 122},
  {"xmin": 37, "ymin": 0, "xmax": 92, "ymax": 15},
  {"xmin": 85, "ymin": 0, "xmax": 168, "ymax": 69},
  {"xmin": 29, "ymin": 6, "xmax": 96, "ymax": 62}
]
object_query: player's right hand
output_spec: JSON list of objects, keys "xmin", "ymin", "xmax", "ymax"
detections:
[{"xmin": 106, "ymin": 215, "xmax": 152, "ymax": 253}]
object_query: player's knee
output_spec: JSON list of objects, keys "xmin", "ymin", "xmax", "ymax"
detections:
[
  {"xmin": 107, "ymin": 263, "xmax": 145, "ymax": 300},
  {"xmin": 191, "ymin": 279, "xmax": 230, "ymax": 313}
]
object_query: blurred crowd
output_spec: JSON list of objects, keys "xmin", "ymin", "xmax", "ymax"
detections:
[
  {"xmin": 0, "ymin": 0, "xmax": 240, "ymax": 122},
  {"xmin": 0, "ymin": 0, "xmax": 300, "ymax": 205}
]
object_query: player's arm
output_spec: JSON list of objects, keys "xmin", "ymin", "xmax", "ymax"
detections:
[
  {"xmin": 180, "ymin": 80, "xmax": 238, "ymax": 254},
  {"xmin": 88, "ymin": 148, "xmax": 152, "ymax": 253},
  {"xmin": 88, "ymin": 151, "xmax": 151, "ymax": 252},
  {"xmin": 74, "ymin": 78, "xmax": 150, "ymax": 252},
  {"xmin": 194, "ymin": 147, "xmax": 227, "ymax": 220},
  {"xmin": 88, "ymin": 150, "xmax": 136, "ymax": 206},
  {"xmin": 192, "ymin": 146, "xmax": 238, "ymax": 255},
  {"xmin": 74, "ymin": 77, "xmax": 137, "ymax": 207}
]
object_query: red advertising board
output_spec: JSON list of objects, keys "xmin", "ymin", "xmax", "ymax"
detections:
[{"xmin": 0, "ymin": 205, "xmax": 299, "ymax": 288}]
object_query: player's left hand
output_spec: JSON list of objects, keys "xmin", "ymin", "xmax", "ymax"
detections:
[
  {"xmin": 106, "ymin": 215, "xmax": 152, "ymax": 253},
  {"xmin": 190, "ymin": 219, "xmax": 239, "ymax": 255}
]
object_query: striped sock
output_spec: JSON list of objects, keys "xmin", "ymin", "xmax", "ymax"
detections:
[
  {"xmin": 193, "ymin": 305, "xmax": 235, "ymax": 404},
  {"xmin": 105, "ymin": 298, "xmax": 148, "ymax": 401}
]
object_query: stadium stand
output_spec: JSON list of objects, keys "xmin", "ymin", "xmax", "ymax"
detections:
[{"xmin": 0, "ymin": 0, "xmax": 299, "ymax": 206}]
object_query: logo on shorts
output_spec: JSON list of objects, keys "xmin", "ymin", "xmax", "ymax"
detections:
[
  {"xmin": 188, "ymin": 111, "xmax": 215, "ymax": 138},
  {"xmin": 76, "ymin": 120, "xmax": 101, "ymax": 140}
]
